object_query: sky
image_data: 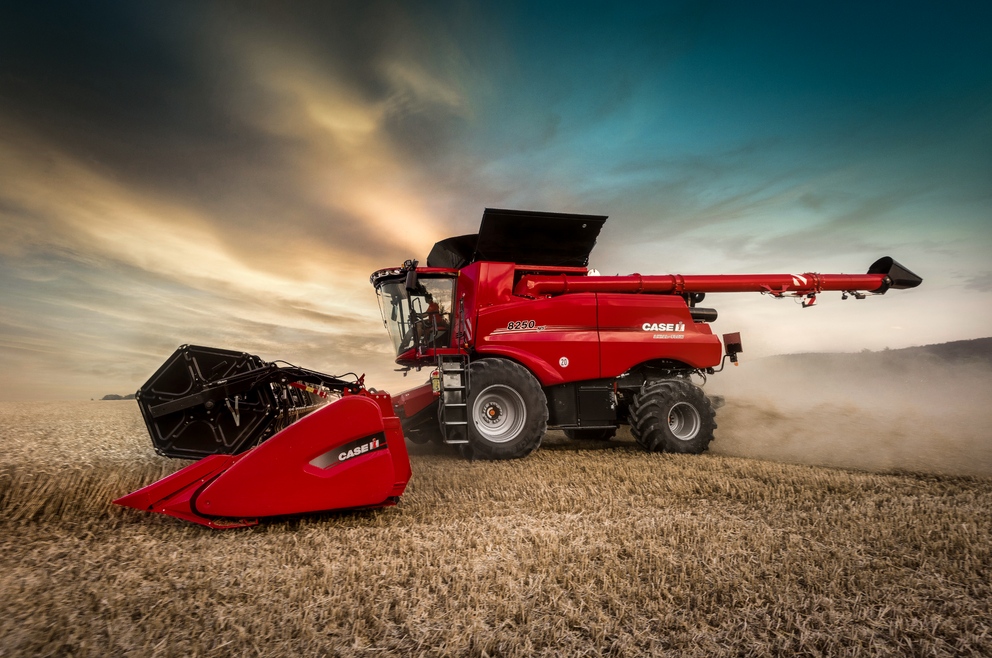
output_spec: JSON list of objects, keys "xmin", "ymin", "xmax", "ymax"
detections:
[{"xmin": 0, "ymin": 0, "xmax": 989, "ymax": 401}]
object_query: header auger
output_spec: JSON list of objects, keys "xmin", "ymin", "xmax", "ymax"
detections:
[{"xmin": 117, "ymin": 208, "xmax": 921, "ymax": 528}]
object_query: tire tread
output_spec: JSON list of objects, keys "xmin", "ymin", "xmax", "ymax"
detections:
[
  {"xmin": 628, "ymin": 379, "xmax": 716, "ymax": 454},
  {"xmin": 467, "ymin": 359, "xmax": 548, "ymax": 460}
]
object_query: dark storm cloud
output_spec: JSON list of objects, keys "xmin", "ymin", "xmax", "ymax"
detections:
[
  {"xmin": 0, "ymin": 3, "xmax": 252, "ymax": 193},
  {"xmin": 0, "ymin": 1, "xmax": 474, "ymax": 267}
]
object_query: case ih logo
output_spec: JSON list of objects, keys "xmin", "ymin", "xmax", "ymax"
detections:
[
  {"xmin": 642, "ymin": 322, "xmax": 686, "ymax": 332},
  {"xmin": 308, "ymin": 432, "xmax": 388, "ymax": 470}
]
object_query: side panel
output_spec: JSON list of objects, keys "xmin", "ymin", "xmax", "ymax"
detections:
[
  {"xmin": 546, "ymin": 379, "xmax": 617, "ymax": 427},
  {"xmin": 198, "ymin": 395, "xmax": 407, "ymax": 518},
  {"xmin": 393, "ymin": 381, "xmax": 437, "ymax": 418},
  {"xmin": 457, "ymin": 262, "xmax": 515, "ymax": 319},
  {"xmin": 475, "ymin": 293, "xmax": 599, "ymax": 386},
  {"xmin": 448, "ymin": 261, "xmax": 516, "ymax": 356},
  {"xmin": 114, "ymin": 454, "xmax": 236, "ymax": 515},
  {"xmin": 598, "ymin": 294, "xmax": 722, "ymax": 374}
]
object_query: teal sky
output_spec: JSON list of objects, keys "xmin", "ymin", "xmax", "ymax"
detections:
[{"xmin": 0, "ymin": 1, "xmax": 989, "ymax": 400}]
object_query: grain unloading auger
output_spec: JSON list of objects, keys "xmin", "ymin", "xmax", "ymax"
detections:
[{"xmin": 117, "ymin": 209, "xmax": 921, "ymax": 528}]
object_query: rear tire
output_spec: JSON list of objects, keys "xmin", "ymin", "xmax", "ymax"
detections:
[
  {"xmin": 467, "ymin": 359, "xmax": 547, "ymax": 460},
  {"xmin": 563, "ymin": 427, "xmax": 617, "ymax": 441},
  {"xmin": 629, "ymin": 380, "xmax": 716, "ymax": 454}
]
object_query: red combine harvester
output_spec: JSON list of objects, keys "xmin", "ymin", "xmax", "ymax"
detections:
[{"xmin": 116, "ymin": 209, "xmax": 922, "ymax": 528}]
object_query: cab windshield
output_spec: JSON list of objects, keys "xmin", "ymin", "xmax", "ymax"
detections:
[{"xmin": 375, "ymin": 275, "xmax": 456, "ymax": 355}]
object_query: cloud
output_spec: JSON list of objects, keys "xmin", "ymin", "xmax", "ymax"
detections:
[
  {"xmin": 0, "ymin": 1, "xmax": 989, "ymax": 400},
  {"xmin": 0, "ymin": 1, "xmax": 484, "ymax": 269},
  {"xmin": 0, "ymin": 121, "xmax": 409, "ymax": 399},
  {"xmin": 0, "ymin": 1, "xmax": 492, "ymax": 399},
  {"xmin": 962, "ymin": 273, "xmax": 992, "ymax": 293}
]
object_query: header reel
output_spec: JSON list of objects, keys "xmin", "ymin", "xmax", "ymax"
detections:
[{"xmin": 135, "ymin": 345, "xmax": 359, "ymax": 460}]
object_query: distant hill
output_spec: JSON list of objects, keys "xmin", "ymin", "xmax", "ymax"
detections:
[
  {"xmin": 766, "ymin": 337, "xmax": 992, "ymax": 367},
  {"xmin": 101, "ymin": 394, "xmax": 135, "ymax": 401},
  {"xmin": 892, "ymin": 337, "xmax": 992, "ymax": 362}
]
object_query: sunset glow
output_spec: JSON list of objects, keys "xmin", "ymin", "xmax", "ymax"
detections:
[{"xmin": 1, "ymin": 1, "xmax": 989, "ymax": 400}]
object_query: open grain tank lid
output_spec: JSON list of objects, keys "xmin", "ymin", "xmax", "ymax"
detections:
[{"xmin": 426, "ymin": 208, "xmax": 608, "ymax": 269}]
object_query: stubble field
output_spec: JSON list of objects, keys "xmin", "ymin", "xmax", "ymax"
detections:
[{"xmin": 1, "ymin": 352, "xmax": 991, "ymax": 657}]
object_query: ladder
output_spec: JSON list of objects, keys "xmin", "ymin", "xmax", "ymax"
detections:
[{"xmin": 437, "ymin": 354, "xmax": 470, "ymax": 444}]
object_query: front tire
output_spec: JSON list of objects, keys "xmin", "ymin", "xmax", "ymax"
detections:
[
  {"xmin": 467, "ymin": 359, "xmax": 547, "ymax": 460},
  {"xmin": 629, "ymin": 380, "xmax": 716, "ymax": 454}
]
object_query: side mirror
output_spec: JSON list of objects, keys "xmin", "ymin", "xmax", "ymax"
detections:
[{"xmin": 404, "ymin": 260, "xmax": 419, "ymax": 292}]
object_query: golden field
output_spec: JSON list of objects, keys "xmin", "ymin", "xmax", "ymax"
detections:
[{"xmin": 1, "ymin": 394, "xmax": 990, "ymax": 657}]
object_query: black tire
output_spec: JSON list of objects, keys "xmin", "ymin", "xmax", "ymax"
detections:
[
  {"xmin": 628, "ymin": 379, "xmax": 716, "ymax": 454},
  {"xmin": 402, "ymin": 422, "xmax": 441, "ymax": 445},
  {"xmin": 563, "ymin": 427, "xmax": 617, "ymax": 441},
  {"xmin": 467, "ymin": 359, "xmax": 548, "ymax": 460}
]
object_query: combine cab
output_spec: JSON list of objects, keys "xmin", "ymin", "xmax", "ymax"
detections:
[{"xmin": 117, "ymin": 208, "xmax": 921, "ymax": 527}]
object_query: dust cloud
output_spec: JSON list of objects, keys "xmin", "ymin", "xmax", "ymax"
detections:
[{"xmin": 705, "ymin": 348, "xmax": 992, "ymax": 477}]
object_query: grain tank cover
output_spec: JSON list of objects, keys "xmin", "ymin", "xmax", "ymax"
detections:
[{"xmin": 426, "ymin": 208, "xmax": 608, "ymax": 269}]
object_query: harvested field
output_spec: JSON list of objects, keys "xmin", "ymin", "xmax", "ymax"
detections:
[{"xmin": 1, "ymin": 398, "xmax": 991, "ymax": 657}]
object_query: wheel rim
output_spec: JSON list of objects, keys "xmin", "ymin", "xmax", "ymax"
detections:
[
  {"xmin": 472, "ymin": 384, "xmax": 526, "ymax": 444},
  {"xmin": 668, "ymin": 401, "xmax": 701, "ymax": 441}
]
